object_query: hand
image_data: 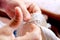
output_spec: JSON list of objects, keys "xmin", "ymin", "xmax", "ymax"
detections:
[{"xmin": 0, "ymin": 0, "xmax": 31, "ymax": 21}]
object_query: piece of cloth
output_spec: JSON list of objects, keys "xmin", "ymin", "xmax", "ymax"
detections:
[{"xmin": 29, "ymin": 13, "xmax": 51, "ymax": 28}]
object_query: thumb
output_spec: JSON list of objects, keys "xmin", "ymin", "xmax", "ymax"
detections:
[{"xmin": 9, "ymin": 7, "xmax": 23, "ymax": 29}]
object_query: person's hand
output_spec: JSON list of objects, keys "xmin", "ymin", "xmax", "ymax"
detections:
[{"xmin": 0, "ymin": 0, "xmax": 31, "ymax": 21}]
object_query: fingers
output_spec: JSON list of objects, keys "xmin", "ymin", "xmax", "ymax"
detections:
[
  {"xmin": 28, "ymin": 3, "xmax": 41, "ymax": 13},
  {"xmin": 19, "ymin": 2, "xmax": 31, "ymax": 21},
  {"xmin": 9, "ymin": 7, "xmax": 23, "ymax": 29},
  {"xmin": 0, "ymin": 0, "xmax": 31, "ymax": 21}
]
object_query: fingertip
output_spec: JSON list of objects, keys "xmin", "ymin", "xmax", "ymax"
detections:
[
  {"xmin": 15, "ymin": 7, "xmax": 23, "ymax": 18},
  {"xmin": 15, "ymin": 7, "xmax": 21, "ymax": 13},
  {"xmin": 24, "ymin": 13, "xmax": 31, "ymax": 22},
  {"xmin": 24, "ymin": 15, "xmax": 31, "ymax": 22}
]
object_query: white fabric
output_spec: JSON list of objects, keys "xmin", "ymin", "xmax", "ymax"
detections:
[{"xmin": 29, "ymin": 13, "xmax": 51, "ymax": 28}]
